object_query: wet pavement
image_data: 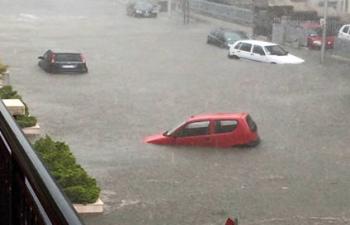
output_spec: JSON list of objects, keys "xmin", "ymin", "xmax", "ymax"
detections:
[{"xmin": 1, "ymin": 0, "xmax": 350, "ymax": 224}]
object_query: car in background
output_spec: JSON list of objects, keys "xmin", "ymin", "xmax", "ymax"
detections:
[
  {"xmin": 38, "ymin": 50, "xmax": 88, "ymax": 74},
  {"xmin": 301, "ymin": 22, "xmax": 335, "ymax": 49},
  {"xmin": 144, "ymin": 113, "xmax": 260, "ymax": 148},
  {"xmin": 228, "ymin": 40, "xmax": 304, "ymax": 64},
  {"xmin": 126, "ymin": 0, "xmax": 158, "ymax": 18},
  {"xmin": 338, "ymin": 24, "xmax": 350, "ymax": 40},
  {"xmin": 207, "ymin": 28, "xmax": 249, "ymax": 48}
]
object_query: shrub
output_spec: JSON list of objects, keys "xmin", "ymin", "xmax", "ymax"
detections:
[
  {"xmin": 0, "ymin": 85, "xmax": 22, "ymax": 99},
  {"xmin": 0, "ymin": 86, "xmax": 37, "ymax": 128},
  {"xmin": 14, "ymin": 115, "xmax": 37, "ymax": 128},
  {"xmin": 33, "ymin": 136, "xmax": 101, "ymax": 204},
  {"xmin": 0, "ymin": 61, "xmax": 8, "ymax": 75}
]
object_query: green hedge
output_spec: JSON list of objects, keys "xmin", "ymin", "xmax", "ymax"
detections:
[
  {"xmin": 0, "ymin": 85, "xmax": 37, "ymax": 128},
  {"xmin": 0, "ymin": 85, "xmax": 22, "ymax": 99},
  {"xmin": 0, "ymin": 61, "xmax": 8, "ymax": 75},
  {"xmin": 33, "ymin": 136, "xmax": 101, "ymax": 204},
  {"xmin": 15, "ymin": 114, "xmax": 37, "ymax": 128}
]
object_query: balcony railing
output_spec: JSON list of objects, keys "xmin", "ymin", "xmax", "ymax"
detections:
[{"xmin": 0, "ymin": 100, "xmax": 85, "ymax": 225}]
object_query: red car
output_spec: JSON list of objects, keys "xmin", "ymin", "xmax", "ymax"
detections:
[
  {"xmin": 302, "ymin": 22, "xmax": 335, "ymax": 49},
  {"xmin": 144, "ymin": 113, "xmax": 260, "ymax": 148}
]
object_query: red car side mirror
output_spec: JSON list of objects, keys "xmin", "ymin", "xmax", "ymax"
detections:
[{"xmin": 225, "ymin": 218, "xmax": 238, "ymax": 225}]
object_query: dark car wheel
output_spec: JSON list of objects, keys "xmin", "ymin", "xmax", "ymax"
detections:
[
  {"xmin": 245, "ymin": 137, "xmax": 261, "ymax": 147},
  {"xmin": 228, "ymin": 54, "xmax": 239, "ymax": 59}
]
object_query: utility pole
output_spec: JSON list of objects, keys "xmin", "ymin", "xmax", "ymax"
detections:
[
  {"xmin": 168, "ymin": 0, "xmax": 172, "ymax": 17},
  {"xmin": 321, "ymin": 0, "xmax": 328, "ymax": 64},
  {"xmin": 183, "ymin": 0, "xmax": 190, "ymax": 24}
]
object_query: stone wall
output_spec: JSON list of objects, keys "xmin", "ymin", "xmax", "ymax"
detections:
[{"xmin": 189, "ymin": 0, "xmax": 253, "ymax": 25}]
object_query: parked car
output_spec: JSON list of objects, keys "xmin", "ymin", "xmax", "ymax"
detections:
[
  {"xmin": 126, "ymin": 0, "xmax": 158, "ymax": 18},
  {"xmin": 38, "ymin": 50, "xmax": 88, "ymax": 73},
  {"xmin": 301, "ymin": 22, "xmax": 335, "ymax": 49},
  {"xmin": 338, "ymin": 24, "xmax": 350, "ymax": 40},
  {"xmin": 207, "ymin": 28, "xmax": 249, "ymax": 49},
  {"xmin": 144, "ymin": 113, "xmax": 260, "ymax": 148},
  {"xmin": 228, "ymin": 40, "xmax": 304, "ymax": 64}
]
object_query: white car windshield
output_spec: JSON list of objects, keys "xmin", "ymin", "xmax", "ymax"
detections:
[{"xmin": 264, "ymin": 45, "xmax": 288, "ymax": 56}]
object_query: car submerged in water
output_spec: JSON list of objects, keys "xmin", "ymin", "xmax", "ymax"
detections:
[
  {"xmin": 126, "ymin": 0, "xmax": 158, "ymax": 18},
  {"xmin": 207, "ymin": 28, "xmax": 249, "ymax": 49},
  {"xmin": 228, "ymin": 40, "xmax": 305, "ymax": 64},
  {"xmin": 144, "ymin": 113, "xmax": 260, "ymax": 148},
  {"xmin": 38, "ymin": 50, "xmax": 88, "ymax": 74}
]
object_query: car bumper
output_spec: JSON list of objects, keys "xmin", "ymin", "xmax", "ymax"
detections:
[
  {"xmin": 247, "ymin": 136, "xmax": 260, "ymax": 147},
  {"xmin": 309, "ymin": 42, "xmax": 334, "ymax": 49},
  {"xmin": 51, "ymin": 64, "xmax": 88, "ymax": 73},
  {"xmin": 135, "ymin": 11, "xmax": 157, "ymax": 17}
]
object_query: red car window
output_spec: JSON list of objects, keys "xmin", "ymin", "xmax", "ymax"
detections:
[
  {"xmin": 176, "ymin": 121, "xmax": 210, "ymax": 137},
  {"xmin": 215, "ymin": 120, "xmax": 238, "ymax": 133},
  {"xmin": 246, "ymin": 115, "xmax": 257, "ymax": 132}
]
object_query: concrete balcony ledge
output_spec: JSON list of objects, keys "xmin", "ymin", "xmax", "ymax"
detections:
[
  {"xmin": 2, "ymin": 99, "xmax": 25, "ymax": 115},
  {"xmin": 73, "ymin": 198, "xmax": 104, "ymax": 214},
  {"xmin": 22, "ymin": 123, "xmax": 40, "ymax": 136},
  {"xmin": 0, "ymin": 71, "xmax": 10, "ymax": 87}
]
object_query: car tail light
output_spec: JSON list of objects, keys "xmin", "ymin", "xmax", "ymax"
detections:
[
  {"xmin": 51, "ymin": 54, "xmax": 55, "ymax": 63},
  {"xmin": 80, "ymin": 54, "xmax": 86, "ymax": 63}
]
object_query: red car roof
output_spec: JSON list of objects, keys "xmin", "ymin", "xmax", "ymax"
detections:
[
  {"xmin": 301, "ymin": 21, "xmax": 321, "ymax": 29},
  {"xmin": 187, "ymin": 113, "xmax": 248, "ymax": 122}
]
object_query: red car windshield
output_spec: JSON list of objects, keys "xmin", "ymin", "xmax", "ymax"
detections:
[
  {"xmin": 164, "ymin": 121, "xmax": 186, "ymax": 136},
  {"xmin": 308, "ymin": 28, "xmax": 334, "ymax": 37}
]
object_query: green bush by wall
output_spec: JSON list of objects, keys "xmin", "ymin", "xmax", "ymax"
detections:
[
  {"xmin": 0, "ymin": 61, "xmax": 8, "ymax": 75},
  {"xmin": 33, "ymin": 136, "xmax": 101, "ymax": 204},
  {"xmin": 0, "ymin": 85, "xmax": 37, "ymax": 128}
]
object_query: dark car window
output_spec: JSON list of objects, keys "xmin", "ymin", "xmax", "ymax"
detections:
[
  {"xmin": 313, "ymin": 28, "xmax": 335, "ymax": 36},
  {"xmin": 246, "ymin": 115, "xmax": 257, "ymax": 132},
  {"xmin": 214, "ymin": 30, "xmax": 223, "ymax": 39},
  {"xmin": 240, "ymin": 43, "xmax": 252, "ymax": 52},
  {"xmin": 253, "ymin": 45, "xmax": 265, "ymax": 55},
  {"xmin": 215, "ymin": 120, "xmax": 238, "ymax": 133},
  {"xmin": 43, "ymin": 51, "xmax": 50, "ymax": 60},
  {"xmin": 305, "ymin": 28, "xmax": 318, "ymax": 36},
  {"xmin": 343, "ymin": 26, "xmax": 349, "ymax": 34},
  {"xmin": 234, "ymin": 42, "xmax": 242, "ymax": 49},
  {"xmin": 135, "ymin": 1, "xmax": 154, "ymax": 10},
  {"xmin": 224, "ymin": 32, "xmax": 248, "ymax": 44},
  {"xmin": 264, "ymin": 45, "xmax": 288, "ymax": 56},
  {"xmin": 176, "ymin": 121, "xmax": 210, "ymax": 137},
  {"xmin": 55, "ymin": 53, "xmax": 82, "ymax": 62},
  {"xmin": 210, "ymin": 29, "xmax": 217, "ymax": 36}
]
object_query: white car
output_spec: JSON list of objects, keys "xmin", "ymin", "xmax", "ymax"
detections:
[
  {"xmin": 338, "ymin": 24, "xmax": 350, "ymax": 40},
  {"xmin": 228, "ymin": 40, "xmax": 304, "ymax": 64}
]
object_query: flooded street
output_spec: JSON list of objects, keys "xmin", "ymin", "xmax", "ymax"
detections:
[{"xmin": 1, "ymin": 0, "xmax": 350, "ymax": 224}]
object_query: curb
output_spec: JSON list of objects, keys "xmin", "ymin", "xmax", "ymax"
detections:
[{"xmin": 73, "ymin": 198, "xmax": 104, "ymax": 214}]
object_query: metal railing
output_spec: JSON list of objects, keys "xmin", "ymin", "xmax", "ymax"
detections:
[
  {"xmin": 189, "ymin": 0, "xmax": 253, "ymax": 25},
  {"xmin": 0, "ymin": 100, "xmax": 85, "ymax": 225}
]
